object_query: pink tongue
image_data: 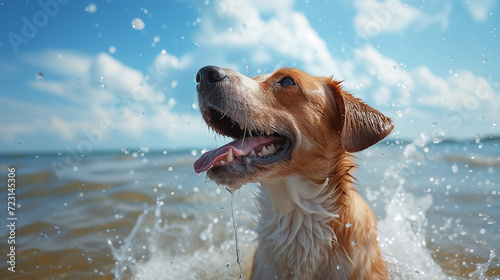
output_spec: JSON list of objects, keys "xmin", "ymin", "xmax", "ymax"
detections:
[{"xmin": 194, "ymin": 137, "xmax": 277, "ymax": 173}]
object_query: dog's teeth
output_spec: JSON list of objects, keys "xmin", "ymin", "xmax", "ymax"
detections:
[
  {"xmin": 257, "ymin": 152, "xmax": 263, "ymax": 157},
  {"xmin": 268, "ymin": 144, "xmax": 276, "ymax": 154},
  {"xmin": 266, "ymin": 130, "xmax": 271, "ymax": 136},
  {"xmin": 249, "ymin": 150, "xmax": 256, "ymax": 158},
  {"xmin": 220, "ymin": 160, "xmax": 226, "ymax": 165},
  {"xmin": 239, "ymin": 123, "xmax": 245, "ymax": 130},
  {"xmin": 261, "ymin": 146, "xmax": 269, "ymax": 156},
  {"xmin": 227, "ymin": 148, "xmax": 234, "ymax": 163},
  {"xmin": 276, "ymin": 144, "xmax": 281, "ymax": 150}
]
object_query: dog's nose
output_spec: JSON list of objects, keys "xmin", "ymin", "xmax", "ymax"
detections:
[{"xmin": 196, "ymin": 66, "xmax": 227, "ymax": 91}]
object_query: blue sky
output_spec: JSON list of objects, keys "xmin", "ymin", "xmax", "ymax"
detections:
[{"xmin": 0, "ymin": 0, "xmax": 498, "ymax": 154}]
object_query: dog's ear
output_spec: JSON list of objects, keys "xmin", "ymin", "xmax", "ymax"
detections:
[{"xmin": 331, "ymin": 82, "xmax": 394, "ymax": 153}]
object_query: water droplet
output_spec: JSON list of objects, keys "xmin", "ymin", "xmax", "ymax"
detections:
[
  {"xmin": 432, "ymin": 137, "xmax": 442, "ymax": 144},
  {"xmin": 123, "ymin": 148, "xmax": 130, "ymax": 155},
  {"xmin": 191, "ymin": 149, "xmax": 197, "ymax": 156},
  {"xmin": 345, "ymin": 223, "xmax": 352, "ymax": 228},
  {"xmin": 109, "ymin": 45, "xmax": 116, "ymax": 54},
  {"xmin": 452, "ymin": 163, "xmax": 458, "ymax": 173},
  {"xmin": 479, "ymin": 212, "xmax": 489, "ymax": 220},
  {"xmin": 34, "ymin": 154, "xmax": 40, "ymax": 158},
  {"xmin": 87, "ymin": 257, "xmax": 93, "ymax": 264},
  {"xmin": 336, "ymin": 265, "xmax": 341, "ymax": 270},
  {"xmin": 352, "ymin": 240, "xmax": 357, "ymax": 245},
  {"xmin": 131, "ymin": 18, "xmax": 145, "ymax": 30},
  {"xmin": 432, "ymin": 122, "xmax": 437, "ymax": 127},
  {"xmin": 85, "ymin": 3, "xmax": 97, "ymax": 13}
]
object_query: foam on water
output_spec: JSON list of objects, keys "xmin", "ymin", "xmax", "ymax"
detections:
[
  {"xmin": 109, "ymin": 194, "xmax": 257, "ymax": 280},
  {"xmin": 110, "ymin": 189, "xmax": 498, "ymax": 279},
  {"xmin": 378, "ymin": 188, "xmax": 448, "ymax": 279}
]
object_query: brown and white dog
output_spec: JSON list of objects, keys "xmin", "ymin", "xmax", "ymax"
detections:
[{"xmin": 194, "ymin": 66, "xmax": 393, "ymax": 279}]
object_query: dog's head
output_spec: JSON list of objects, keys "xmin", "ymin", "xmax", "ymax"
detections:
[{"xmin": 194, "ymin": 66, "xmax": 393, "ymax": 188}]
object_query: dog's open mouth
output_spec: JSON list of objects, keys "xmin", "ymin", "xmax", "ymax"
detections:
[{"xmin": 194, "ymin": 107, "xmax": 292, "ymax": 174}]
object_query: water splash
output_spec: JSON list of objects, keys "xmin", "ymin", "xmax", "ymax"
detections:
[
  {"xmin": 377, "ymin": 188, "xmax": 448, "ymax": 279},
  {"xmin": 228, "ymin": 189, "xmax": 244, "ymax": 280},
  {"xmin": 469, "ymin": 249, "xmax": 497, "ymax": 279},
  {"xmin": 109, "ymin": 209, "xmax": 148, "ymax": 280},
  {"xmin": 433, "ymin": 137, "xmax": 443, "ymax": 144},
  {"xmin": 110, "ymin": 191, "xmax": 255, "ymax": 280},
  {"xmin": 109, "ymin": 137, "xmax": 500, "ymax": 279}
]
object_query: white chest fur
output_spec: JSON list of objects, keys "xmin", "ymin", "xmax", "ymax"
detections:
[{"xmin": 252, "ymin": 176, "xmax": 346, "ymax": 279}]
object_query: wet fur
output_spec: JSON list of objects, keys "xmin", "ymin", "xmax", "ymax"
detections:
[{"xmin": 197, "ymin": 67, "xmax": 393, "ymax": 279}]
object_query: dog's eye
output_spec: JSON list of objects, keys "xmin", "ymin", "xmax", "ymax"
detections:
[{"xmin": 278, "ymin": 76, "xmax": 296, "ymax": 86}]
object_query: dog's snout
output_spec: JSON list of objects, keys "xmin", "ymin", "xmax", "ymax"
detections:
[{"xmin": 196, "ymin": 66, "xmax": 227, "ymax": 91}]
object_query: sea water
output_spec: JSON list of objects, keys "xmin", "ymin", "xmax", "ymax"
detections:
[
  {"xmin": 108, "ymin": 139, "xmax": 499, "ymax": 279},
  {"xmin": 1, "ymin": 139, "xmax": 498, "ymax": 279}
]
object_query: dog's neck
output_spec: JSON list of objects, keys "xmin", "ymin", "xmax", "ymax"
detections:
[{"xmin": 253, "ymin": 159, "xmax": 356, "ymax": 279}]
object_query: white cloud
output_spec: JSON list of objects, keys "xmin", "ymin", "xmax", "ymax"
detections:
[
  {"xmin": 353, "ymin": 0, "xmax": 422, "ymax": 34},
  {"xmin": 413, "ymin": 66, "xmax": 499, "ymax": 111},
  {"xmin": 1, "ymin": 123, "xmax": 35, "ymax": 142},
  {"xmin": 90, "ymin": 53, "xmax": 144, "ymax": 95},
  {"xmin": 152, "ymin": 50, "xmax": 192, "ymax": 78},
  {"xmin": 22, "ymin": 50, "xmax": 92, "ymax": 78},
  {"xmin": 3, "ymin": 50, "xmax": 213, "ymax": 149},
  {"xmin": 462, "ymin": 0, "xmax": 495, "ymax": 22},
  {"xmin": 197, "ymin": 0, "xmax": 341, "ymax": 76},
  {"xmin": 0, "ymin": 97, "xmax": 91, "ymax": 143},
  {"xmin": 353, "ymin": 0, "xmax": 451, "ymax": 36},
  {"xmin": 340, "ymin": 44, "xmax": 499, "ymax": 139},
  {"xmin": 30, "ymin": 80, "xmax": 67, "ymax": 96},
  {"xmin": 354, "ymin": 45, "xmax": 414, "ymax": 89},
  {"xmin": 51, "ymin": 116, "xmax": 75, "ymax": 140}
]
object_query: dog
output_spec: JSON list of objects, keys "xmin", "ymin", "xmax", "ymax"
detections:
[{"xmin": 194, "ymin": 66, "xmax": 393, "ymax": 279}]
